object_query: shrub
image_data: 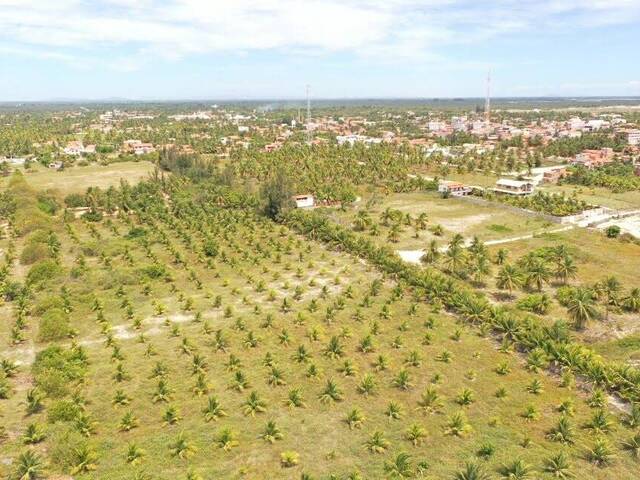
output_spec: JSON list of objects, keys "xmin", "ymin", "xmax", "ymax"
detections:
[
  {"xmin": 82, "ymin": 210, "xmax": 103, "ymax": 222},
  {"xmin": 605, "ymin": 225, "xmax": 621, "ymax": 238},
  {"xmin": 27, "ymin": 260, "xmax": 62, "ymax": 287},
  {"xmin": 20, "ymin": 242, "xmax": 50, "ymax": 265},
  {"xmin": 38, "ymin": 308, "xmax": 70, "ymax": 342},
  {"xmin": 64, "ymin": 193, "xmax": 87, "ymax": 208},
  {"xmin": 48, "ymin": 400, "xmax": 82, "ymax": 423}
]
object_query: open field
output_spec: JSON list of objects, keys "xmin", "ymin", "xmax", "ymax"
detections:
[
  {"xmin": 1, "ymin": 161, "xmax": 156, "ymax": 194},
  {"xmin": 2, "ymin": 177, "xmax": 639, "ymax": 479},
  {"xmin": 543, "ymin": 184, "xmax": 640, "ymax": 211},
  {"xmin": 330, "ymin": 192, "xmax": 557, "ymax": 251}
]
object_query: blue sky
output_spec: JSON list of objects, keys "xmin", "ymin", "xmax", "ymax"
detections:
[{"xmin": 0, "ymin": 0, "xmax": 639, "ymax": 101}]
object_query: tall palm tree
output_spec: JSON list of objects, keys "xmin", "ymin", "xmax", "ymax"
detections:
[
  {"xmin": 496, "ymin": 264, "xmax": 523, "ymax": 297},
  {"xmin": 567, "ymin": 288, "xmax": 598, "ymax": 330},
  {"xmin": 595, "ymin": 276, "xmax": 621, "ymax": 321}
]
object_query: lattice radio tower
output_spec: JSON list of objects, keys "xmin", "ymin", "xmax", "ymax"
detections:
[
  {"xmin": 484, "ymin": 70, "xmax": 491, "ymax": 124},
  {"xmin": 305, "ymin": 84, "xmax": 312, "ymax": 143}
]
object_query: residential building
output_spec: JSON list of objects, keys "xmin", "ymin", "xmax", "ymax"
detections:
[
  {"xmin": 438, "ymin": 180, "xmax": 472, "ymax": 197},
  {"xmin": 628, "ymin": 130, "xmax": 640, "ymax": 146},
  {"xmin": 493, "ymin": 179, "xmax": 535, "ymax": 195},
  {"xmin": 572, "ymin": 148, "xmax": 614, "ymax": 169}
]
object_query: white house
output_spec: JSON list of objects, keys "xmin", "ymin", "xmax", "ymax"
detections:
[
  {"xmin": 292, "ymin": 194, "xmax": 315, "ymax": 208},
  {"xmin": 628, "ymin": 130, "xmax": 640, "ymax": 146},
  {"xmin": 493, "ymin": 179, "xmax": 535, "ymax": 196},
  {"xmin": 438, "ymin": 180, "xmax": 472, "ymax": 197}
]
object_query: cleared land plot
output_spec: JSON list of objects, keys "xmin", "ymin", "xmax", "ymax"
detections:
[{"xmin": 1, "ymin": 161, "xmax": 156, "ymax": 194}]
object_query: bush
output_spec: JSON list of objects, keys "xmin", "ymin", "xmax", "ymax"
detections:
[
  {"xmin": 64, "ymin": 193, "xmax": 87, "ymax": 208},
  {"xmin": 32, "ymin": 346, "xmax": 88, "ymax": 397},
  {"xmin": 20, "ymin": 242, "xmax": 50, "ymax": 265},
  {"xmin": 605, "ymin": 225, "xmax": 621, "ymax": 238},
  {"xmin": 37, "ymin": 194, "xmax": 59, "ymax": 215},
  {"xmin": 82, "ymin": 210, "xmax": 103, "ymax": 222},
  {"xmin": 48, "ymin": 400, "xmax": 82, "ymax": 423},
  {"xmin": 27, "ymin": 260, "xmax": 62, "ymax": 287},
  {"xmin": 126, "ymin": 227, "xmax": 147, "ymax": 239},
  {"xmin": 38, "ymin": 308, "xmax": 70, "ymax": 342},
  {"xmin": 49, "ymin": 428, "xmax": 86, "ymax": 471}
]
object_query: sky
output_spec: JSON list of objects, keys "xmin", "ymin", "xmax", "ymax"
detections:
[{"xmin": 0, "ymin": 0, "xmax": 639, "ymax": 101}]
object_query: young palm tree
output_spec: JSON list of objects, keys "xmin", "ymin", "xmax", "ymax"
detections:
[
  {"xmin": 286, "ymin": 388, "xmax": 306, "ymax": 408},
  {"xmin": 454, "ymin": 462, "xmax": 491, "ymax": 480},
  {"xmin": 623, "ymin": 287, "xmax": 640, "ymax": 312},
  {"xmin": 22, "ymin": 423, "xmax": 46, "ymax": 444},
  {"xmin": 405, "ymin": 423, "xmax": 427, "ymax": 446},
  {"xmin": 500, "ymin": 459, "xmax": 533, "ymax": 479},
  {"xmin": 416, "ymin": 387, "xmax": 443, "ymax": 414},
  {"xmin": 622, "ymin": 433, "xmax": 640, "ymax": 459},
  {"xmin": 243, "ymin": 391, "xmax": 268, "ymax": 416},
  {"xmin": 215, "ymin": 428, "xmax": 238, "ymax": 452},
  {"xmin": 365, "ymin": 430, "xmax": 390, "ymax": 454},
  {"xmin": 119, "ymin": 411, "xmax": 139, "ymax": 432},
  {"xmin": 319, "ymin": 379, "xmax": 343, "ymax": 404},
  {"xmin": 260, "ymin": 420, "xmax": 283, "ymax": 443},
  {"xmin": 383, "ymin": 452, "xmax": 413, "ymax": 479},
  {"xmin": 126, "ymin": 443, "xmax": 145, "ymax": 465},
  {"xmin": 162, "ymin": 405, "xmax": 182, "ymax": 426},
  {"xmin": 444, "ymin": 411, "xmax": 472, "ymax": 437},
  {"xmin": 13, "ymin": 450, "xmax": 44, "ymax": 480},
  {"xmin": 385, "ymin": 401, "xmax": 403, "ymax": 420},
  {"xmin": 356, "ymin": 373, "xmax": 377, "ymax": 397},
  {"xmin": 543, "ymin": 452, "xmax": 574, "ymax": 479},
  {"xmin": 169, "ymin": 432, "xmax": 197, "ymax": 459},
  {"xmin": 586, "ymin": 437, "xmax": 615, "ymax": 466},
  {"xmin": 525, "ymin": 258, "xmax": 550, "ymax": 292},
  {"xmin": 345, "ymin": 408, "xmax": 366, "ymax": 430},
  {"xmin": 392, "ymin": 369, "xmax": 413, "ymax": 391},
  {"xmin": 546, "ymin": 416, "xmax": 574, "ymax": 444},
  {"xmin": 70, "ymin": 444, "xmax": 98, "ymax": 474}
]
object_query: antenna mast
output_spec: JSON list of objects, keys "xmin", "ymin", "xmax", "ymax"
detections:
[
  {"xmin": 484, "ymin": 70, "xmax": 491, "ymax": 124},
  {"xmin": 305, "ymin": 84, "xmax": 311, "ymax": 143}
]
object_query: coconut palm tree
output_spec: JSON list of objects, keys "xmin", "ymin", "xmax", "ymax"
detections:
[
  {"xmin": 345, "ymin": 408, "xmax": 366, "ymax": 429},
  {"xmin": 595, "ymin": 276, "xmax": 621, "ymax": 320},
  {"xmin": 319, "ymin": 379, "xmax": 343, "ymax": 404},
  {"xmin": 454, "ymin": 462, "xmax": 491, "ymax": 480},
  {"xmin": 384, "ymin": 452, "xmax": 413, "ymax": 479},
  {"xmin": 499, "ymin": 459, "xmax": 533, "ymax": 479},
  {"xmin": 243, "ymin": 391, "xmax": 267, "ymax": 416},
  {"xmin": 566, "ymin": 287, "xmax": 598, "ymax": 330},
  {"xmin": 365, "ymin": 431, "xmax": 390, "ymax": 454},
  {"xmin": 496, "ymin": 264, "xmax": 523, "ymax": 297},
  {"xmin": 13, "ymin": 450, "xmax": 44, "ymax": 480},
  {"xmin": 215, "ymin": 428, "xmax": 238, "ymax": 452},
  {"xmin": 543, "ymin": 452, "xmax": 573, "ymax": 479},
  {"xmin": 405, "ymin": 424, "xmax": 427, "ymax": 446},
  {"xmin": 203, "ymin": 396, "xmax": 227, "ymax": 422},
  {"xmin": 260, "ymin": 420, "xmax": 283, "ymax": 443}
]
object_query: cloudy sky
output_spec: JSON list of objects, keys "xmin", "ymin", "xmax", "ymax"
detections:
[{"xmin": 0, "ymin": 0, "xmax": 639, "ymax": 100}]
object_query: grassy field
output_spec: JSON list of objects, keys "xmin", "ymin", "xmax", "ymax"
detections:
[
  {"xmin": 330, "ymin": 192, "xmax": 557, "ymax": 251},
  {"xmin": 1, "ymin": 161, "xmax": 156, "ymax": 194},
  {"xmin": 1, "ymin": 176, "xmax": 639, "ymax": 479},
  {"xmin": 542, "ymin": 184, "xmax": 640, "ymax": 211}
]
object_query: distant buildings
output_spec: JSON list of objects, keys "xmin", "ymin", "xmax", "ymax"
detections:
[
  {"xmin": 628, "ymin": 130, "xmax": 640, "ymax": 146},
  {"xmin": 123, "ymin": 140, "xmax": 155, "ymax": 155},
  {"xmin": 572, "ymin": 148, "xmax": 615, "ymax": 169},
  {"xmin": 63, "ymin": 141, "xmax": 95, "ymax": 156}
]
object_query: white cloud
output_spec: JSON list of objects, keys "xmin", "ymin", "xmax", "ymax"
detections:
[{"xmin": 0, "ymin": 0, "xmax": 638, "ymax": 70}]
